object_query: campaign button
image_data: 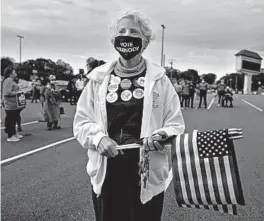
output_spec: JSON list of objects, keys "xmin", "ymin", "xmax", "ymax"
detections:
[
  {"xmin": 120, "ymin": 79, "xmax": 132, "ymax": 89},
  {"xmin": 106, "ymin": 92, "xmax": 118, "ymax": 103},
  {"xmin": 111, "ymin": 75, "xmax": 121, "ymax": 84},
  {"xmin": 133, "ymin": 79, "xmax": 140, "ymax": 87},
  {"xmin": 137, "ymin": 77, "xmax": 145, "ymax": 87},
  {"xmin": 121, "ymin": 90, "xmax": 132, "ymax": 101},
  {"xmin": 133, "ymin": 88, "xmax": 144, "ymax": 99},
  {"xmin": 108, "ymin": 84, "xmax": 119, "ymax": 92}
]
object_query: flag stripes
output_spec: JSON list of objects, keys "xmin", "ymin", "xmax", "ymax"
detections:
[{"xmin": 171, "ymin": 129, "xmax": 245, "ymax": 215}]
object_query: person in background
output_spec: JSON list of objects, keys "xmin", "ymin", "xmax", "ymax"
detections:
[
  {"xmin": 31, "ymin": 78, "xmax": 40, "ymax": 103},
  {"xmin": 67, "ymin": 77, "xmax": 77, "ymax": 105},
  {"xmin": 223, "ymin": 86, "xmax": 233, "ymax": 107},
  {"xmin": 188, "ymin": 81, "xmax": 195, "ymax": 108},
  {"xmin": 217, "ymin": 79, "xmax": 226, "ymax": 107},
  {"xmin": 198, "ymin": 79, "xmax": 208, "ymax": 108},
  {"xmin": 75, "ymin": 70, "xmax": 86, "ymax": 101},
  {"xmin": 43, "ymin": 82, "xmax": 61, "ymax": 130},
  {"xmin": 2, "ymin": 66, "xmax": 25, "ymax": 142},
  {"xmin": 174, "ymin": 80, "xmax": 183, "ymax": 106},
  {"xmin": 73, "ymin": 9, "xmax": 185, "ymax": 221},
  {"xmin": 181, "ymin": 80, "xmax": 190, "ymax": 109}
]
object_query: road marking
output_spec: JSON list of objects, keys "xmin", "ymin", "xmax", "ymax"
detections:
[
  {"xmin": 241, "ymin": 99, "xmax": 263, "ymax": 112},
  {"xmin": 1, "ymin": 120, "xmax": 39, "ymax": 130},
  {"xmin": 207, "ymin": 96, "xmax": 216, "ymax": 110},
  {"xmin": 1, "ymin": 137, "xmax": 75, "ymax": 165}
]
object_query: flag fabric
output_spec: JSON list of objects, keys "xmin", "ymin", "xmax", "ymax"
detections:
[{"xmin": 171, "ymin": 129, "xmax": 245, "ymax": 215}]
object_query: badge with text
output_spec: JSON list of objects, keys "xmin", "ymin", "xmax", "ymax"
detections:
[
  {"xmin": 111, "ymin": 75, "xmax": 121, "ymax": 85},
  {"xmin": 137, "ymin": 77, "xmax": 145, "ymax": 87},
  {"xmin": 108, "ymin": 84, "xmax": 119, "ymax": 92},
  {"xmin": 121, "ymin": 90, "xmax": 132, "ymax": 101},
  {"xmin": 106, "ymin": 92, "xmax": 118, "ymax": 103},
  {"xmin": 133, "ymin": 88, "xmax": 144, "ymax": 99},
  {"xmin": 120, "ymin": 79, "xmax": 132, "ymax": 89}
]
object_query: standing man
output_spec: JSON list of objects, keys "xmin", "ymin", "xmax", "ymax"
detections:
[
  {"xmin": 67, "ymin": 77, "xmax": 77, "ymax": 105},
  {"xmin": 75, "ymin": 70, "xmax": 86, "ymax": 102},
  {"xmin": 174, "ymin": 80, "xmax": 183, "ymax": 106},
  {"xmin": 188, "ymin": 81, "xmax": 195, "ymax": 108},
  {"xmin": 217, "ymin": 79, "xmax": 226, "ymax": 107},
  {"xmin": 198, "ymin": 79, "xmax": 208, "ymax": 108}
]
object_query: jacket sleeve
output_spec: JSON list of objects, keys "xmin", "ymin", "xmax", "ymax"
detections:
[
  {"xmin": 154, "ymin": 75, "xmax": 185, "ymax": 137},
  {"xmin": 73, "ymin": 80, "xmax": 107, "ymax": 150}
]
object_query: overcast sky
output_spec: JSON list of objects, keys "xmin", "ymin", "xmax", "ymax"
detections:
[{"xmin": 1, "ymin": 0, "xmax": 264, "ymax": 78}]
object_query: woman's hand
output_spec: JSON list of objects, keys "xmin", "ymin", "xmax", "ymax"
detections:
[
  {"xmin": 98, "ymin": 136, "xmax": 119, "ymax": 158},
  {"xmin": 143, "ymin": 131, "xmax": 168, "ymax": 151}
]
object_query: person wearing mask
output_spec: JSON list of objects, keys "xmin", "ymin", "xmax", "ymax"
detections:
[
  {"xmin": 43, "ymin": 83, "xmax": 61, "ymax": 130},
  {"xmin": 174, "ymin": 80, "xmax": 183, "ymax": 106},
  {"xmin": 217, "ymin": 79, "xmax": 226, "ymax": 107},
  {"xmin": 198, "ymin": 79, "xmax": 208, "ymax": 108},
  {"xmin": 181, "ymin": 80, "xmax": 190, "ymax": 109},
  {"xmin": 2, "ymin": 66, "xmax": 25, "ymax": 142},
  {"xmin": 188, "ymin": 81, "xmax": 195, "ymax": 108},
  {"xmin": 73, "ymin": 9, "xmax": 185, "ymax": 221}
]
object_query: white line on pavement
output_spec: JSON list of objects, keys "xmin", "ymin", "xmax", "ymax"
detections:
[
  {"xmin": 241, "ymin": 99, "xmax": 263, "ymax": 112},
  {"xmin": 207, "ymin": 96, "xmax": 216, "ymax": 110},
  {"xmin": 0, "ymin": 137, "xmax": 75, "ymax": 165},
  {"xmin": 1, "ymin": 120, "xmax": 39, "ymax": 130}
]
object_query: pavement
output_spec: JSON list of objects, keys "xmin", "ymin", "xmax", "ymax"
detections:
[{"xmin": 1, "ymin": 95, "xmax": 264, "ymax": 221}]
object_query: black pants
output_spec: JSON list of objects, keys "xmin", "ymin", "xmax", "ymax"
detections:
[
  {"xmin": 218, "ymin": 91, "xmax": 225, "ymax": 106},
  {"xmin": 31, "ymin": 89, "xmax": 39, "ymax": 103},
  {"xmin": 198, "ymin": 91, "xmax": 207, "ymax": 108},
  {"xmin": 188, "ymin": 93, "xmax": 195, "ymax": 108},
  {"xmin": 181, "ymin": 95, "xmax": 189, "ymax": 108},
  {"xmin": 5, "ymin": 109, "xmax": 20, "ymax": 138},
  {"xmin": 92, "ymin": 157, "xmax": 164, "ymax": 221}
]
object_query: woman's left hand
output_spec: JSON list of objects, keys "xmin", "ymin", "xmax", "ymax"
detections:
[{"xmin": 143, "ymin": 131, "xmax": 168, "ymax": 151}]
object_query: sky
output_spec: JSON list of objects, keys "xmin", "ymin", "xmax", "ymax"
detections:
[{"xmin": 1, "ymin": 0, "xmax": 264, "ymax": 78}]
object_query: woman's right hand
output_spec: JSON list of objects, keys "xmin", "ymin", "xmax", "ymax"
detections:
[{"xmin": 98, "ymin": 136, "xmax": 118, "ymax": 158}]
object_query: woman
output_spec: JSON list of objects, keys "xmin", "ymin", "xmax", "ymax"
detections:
[
  {"xmin": 73, "ymin": 9, "xmax": 185, "ymax": 221},
  {"xmin": 181, "ymin": 80, "xmax": 190, "ymax": 109},
  {"xmin": 2, "ymin": 66, "xmax": 25, "ymax": 142},
  {"xmin": 43, "ymin": 82, "xmax": 61, "ymax": 130}
]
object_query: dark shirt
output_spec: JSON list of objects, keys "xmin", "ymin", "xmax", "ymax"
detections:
[{"xmin": 106, "ymin": 69, "xmax": 146, "ymax": 162}]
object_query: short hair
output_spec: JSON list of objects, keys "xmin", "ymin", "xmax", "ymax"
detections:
[
  {"xmin": 109, "ymin": 9, "xmax": 155, "ymax": 44},
  {"xmin": 3, "ymin": 65, "xmax": 16, "ymax": 79}
]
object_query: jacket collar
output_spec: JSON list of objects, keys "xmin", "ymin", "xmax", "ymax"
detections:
[{"xmin": 87, "ymin": 58, "xmax": 165, "ymax": 83}]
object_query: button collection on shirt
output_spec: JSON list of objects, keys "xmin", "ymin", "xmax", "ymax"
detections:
[{"xmin": 106, "ymin": 75, "xmax": 145, "ymax": 103}]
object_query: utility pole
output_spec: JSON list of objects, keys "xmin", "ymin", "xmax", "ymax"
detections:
[
  {"xmin": 16, "ymin": 35, "xmax": 24, "ymax": 65},
  {"xmin": 161, "ymin": 25, "xmax": 165, "ymax": 66}
]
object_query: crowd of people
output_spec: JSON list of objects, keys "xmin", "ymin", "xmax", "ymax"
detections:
[{"xmin": 173, "ymin": 78, "xmax": 234, "ymax": 109}]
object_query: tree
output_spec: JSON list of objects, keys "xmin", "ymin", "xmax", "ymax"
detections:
[
  {"xmin": 1, "ymin": 57, "xmax": 15, "ymax": 76},
  {"xmin": 203, "ymin": 73, "xmax": 217, "ymax": 85},
  {"xmin": 55, "ymin": 59, "xmax": 74, "ymax": 77}
]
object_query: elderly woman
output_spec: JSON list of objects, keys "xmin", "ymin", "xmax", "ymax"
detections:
[{"xmin": 73, "ymin": 10, "xmax": 185, "ymax": 221}]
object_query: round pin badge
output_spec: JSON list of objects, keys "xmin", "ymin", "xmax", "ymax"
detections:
[
  {"xmin": 108, "ymin": 84, "xmax": 119, "ymax": 92},
  {"xmin": 106, "ymin": 92, "xmax": 118, "ymax": 103},
  {"xmin": 121, "ymin": 90, "xmax": 132, "ymax": 101},
  {"xmin": 137, "ymin": 77, "xmax": 145, "ymax": 87},
  {"xmin": 133, "ymin": 79, "xmax": 140, "ymax": 87},
  {"xmin": 120, "ymin": 79, "xmax": 132, "ymax": 90},
  {"xmin": 111, "ymin": 75, "xmax": 121, "ymax": 85},
  {"xmin": 133, "ymin": 88, "xmax": 144, "ymax": 99}
]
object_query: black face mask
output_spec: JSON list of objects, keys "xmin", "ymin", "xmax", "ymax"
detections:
[{"xmin": 114, "ymin": 36, "xmax": 142, "ymax": 60}]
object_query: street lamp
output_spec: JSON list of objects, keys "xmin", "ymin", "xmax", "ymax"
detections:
[
  {"xmin": 16, "ymin": 35, "xmax": 24, "ymax": 65},
  {"xmin": 161, "ymin": 24, "xmax": 165, "ymax": 66}
]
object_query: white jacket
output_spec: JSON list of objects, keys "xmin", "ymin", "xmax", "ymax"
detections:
[{"xmin": 73, "ymin": 59, "xmax": 185, "ymax": 204}]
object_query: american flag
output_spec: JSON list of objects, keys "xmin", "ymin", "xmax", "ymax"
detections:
[{"xmin": 171, "ymin": 129, "xmax": 245, "ymax": 215}]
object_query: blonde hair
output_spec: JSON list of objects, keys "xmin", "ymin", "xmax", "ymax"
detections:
[{"xmin": 109, "ymin": 9, "xmax": 155, "ymax": 44}]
